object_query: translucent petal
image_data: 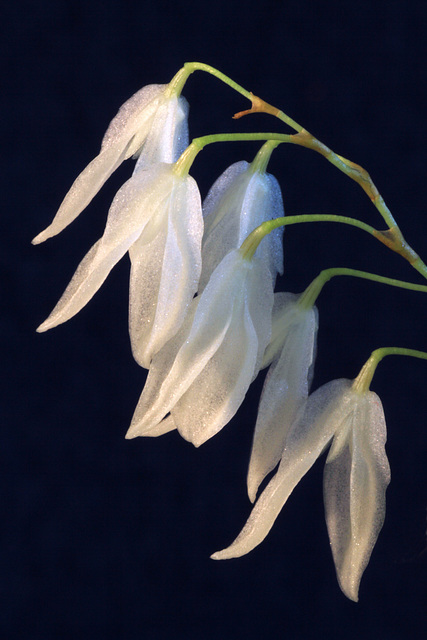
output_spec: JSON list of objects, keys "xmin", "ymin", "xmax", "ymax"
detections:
[
  {"xmin": 212, "ymin": 379, "xmax": 349, "ymax": 560},
  {"xmin": 261, "ymin": 292, "xmax": 300, "ymax": 369},
  {"xmin": 126, "ymin": 251, "xmax": 250, "ymax": 438},
  {"xmin": 37, "ymin": 165, "xmax": 175, "ymax": 332},
  {"xmin": 199, "ymin": 163, "xmax": 284, "ymax": 291},
  {"xmin": 144, "ymin": 415, "xmax": 177, "ymax": 437},
  {"xmin": 247, "ymin": 303, "xmax": 318, "ymax": 502},
  {"xmin": 324, "ymin": 390, "xmax": 390, "ymax": 601},
  {"xmin": 127, "ymin": 251, "xmax": 273, "ymax": 441},
  {"xmin": 101, "ymin": 84, "xmax": 166, "ymax": 156},
  {"xmin": 133, "ymin": 95, "xmax": 189, "ymax": 170},
  {"xmin": 128, "ymin": 174, "xmax": 202, "ymax": 368},
  {"xmin": 172, "ymin": 258, "xmax": 273, "ymax": 446},
  {"xmin": 32, "ymin": 144, "xmax": 129, "ymax": 245},
  {"xmin": 33, "ymin": 84, "xmax": 166, "ymax": 244},
  {"xmin": 172, "ymin": 296, "xmax": 258, "ymax": 446}
]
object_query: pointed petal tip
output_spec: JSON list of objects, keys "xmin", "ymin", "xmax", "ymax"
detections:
[
  {"xmin": 32, "ymin": 227, "xmax": 52, "ymax": 245},
  {"xmin": 177, "ymin": 427, "xmax": 208, "ymax": 448},
  {"xmin": 247, "ymin": 489, "xmax": 257, "ymax": 504},
  {"xmin": 36, "ymin": 313, "xmax": 62, "ymax": 333},
  {"xmin": 210, "ymin": 544, "xmax": 241, "ymax": 561},
  {"xmin": 342, "ymin": 587, "xmax": 359, "ymax": 603},
  {"xmin": 36, "ymin": 320, "xmax": 50, "ymax": 333},
  {"xmin": 246, "ymin": 477, "xmax": 258, "ymax": 504},
  {"xmin": 337, "ymin": 574, "xmax": 360, "ymax": 602}
]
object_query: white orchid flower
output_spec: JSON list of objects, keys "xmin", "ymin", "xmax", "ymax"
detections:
[
  {"xmin": 199, "ymin": 160, "xmax": 284, "ymax": 291},
  {"xmin": 213, "ymin": 379, "xmax": 390, "ymax": 602},
  {"xmin": 247, "ymin": 292, "xmax": 318, "ymax": 502},
  {"xmin": 37, "ymin": 163, "xmax": 203, "ymax": 368},
  {"xmin": 323, "ymin": 382, "xmax": 390, "ymax": 601},
  {"xmin": 126, "ymin": 248, "xmax": 274, "ymax": 446},
  {"xmin": 33, "ymin": 84, "xmax": 189, "ymax": 244}
]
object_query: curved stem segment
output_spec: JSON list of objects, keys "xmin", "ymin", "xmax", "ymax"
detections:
[
  {"xmin": 176, "ymin": 135, "xmax": 426, "ymax": 277},
  {"xmin": 239, "ymin": 215, "xmax": 377, "ymax": 261},
  {"xmin": 354, "ymin": 348, "xmax": 427, "ymax": 393},
  {"xmin": 298, "ymin": 267, "xmax": 427, "ymax": 310},
  {"xmin": 175, "ymin": 62, "xmax": 426, "ymax": 278},
  {"xmin": 172, "ymin": 62, "xmax": 252, "ymax": 100},
  {"xmin": 173, "ymin": 133, "xmax": 292, "ymax": 175}
]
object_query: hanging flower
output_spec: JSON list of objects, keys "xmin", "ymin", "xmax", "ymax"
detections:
[
  {"xmin": 199, "ymin": 159, "xmax": 284, "ymax": 291},
  {"xmin": 37, "ymin": 163, "xmax": 203, "ymax": 369},
  {"xmin": 32, "ymin": 84, "xmax": 189, "ymax": 245},
  {"xmin": 247, "ymin": 292, "xmax": 318, "ymax": 502},
  {"xmin": 126, "ymin": 248, "xmax": 274, "ymax": 447},
  {"xmin": 212, "ymin": 379, "xmax": 390, "ymax": 602}
]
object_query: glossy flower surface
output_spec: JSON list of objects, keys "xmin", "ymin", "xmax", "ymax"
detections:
[
  {"xmin": 247, "ymin": 292, "xmax": 318, "ymax": 502},
  {"xmin": 33, "ymin": 84, "xmax": 189, "ymax": 244},
  {"xmin": 38, "ymin": 163, "xmax": 203, "ymax": 368},
  {"xmin": 126, "ymin": 249, "xmax": 274, "ymax": 446},
  {"xmin": 213, "ymin": 379, "xmax": 390, "ymax": 602}
]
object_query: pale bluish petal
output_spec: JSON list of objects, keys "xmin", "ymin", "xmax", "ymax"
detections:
[
  {"xmin": 129, "ymin": 175, "xmax": 202, "ymax": 367},
  {"xmin": 37, "ymin": 165, "xmax": 174, "ymax": 332},
  {"xmin": 324, "ymin": 390, "xmax": 390, "ymax": 601},
  {"xmin": 212, "ymin": 380, "xmax": 349, "ymax": 560},
  {"xmin": 200, "ymin": 163, "xmax": 284, "ymax": 291},
  {"xmin": 247, "ymin": 304, "xmax": 318, "ymax": 502},
  {"xmin": 199, "ymin": 162, "xmax": 250, "ymax": 291},
  {"xmin": 263, "ymin": 173, "xmax": 285, "ymax": 277},
  {"xmin": 33, "ymin": 84, "xmax": 166, "ymax": 244}
]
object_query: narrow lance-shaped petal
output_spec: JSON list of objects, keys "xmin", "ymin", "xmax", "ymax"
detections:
[
  {"xmin": 126, "ymin": 249, "xmax": 274, "ymax": 447},
  {"xmin": 211, "ymin": 380, "xmax": 351, "ymax": 560},
  {"xmin": 247, "ymin": 293, "xmax": 318, "ymax": 502},
  {"xmin": 33, "ymin": 84, "xmax": 189, "ymax": 244},
  {"xmin": 324, "ymin": 387, "xmax": 390, "ymax": 602},
  {"xmin": 37, "ymin": 163, "xmax": 199, "ymax": 335}
]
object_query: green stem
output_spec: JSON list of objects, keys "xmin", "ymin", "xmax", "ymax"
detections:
[
  {"xmin": 288, "ymin": 131, "xmax": 397, "ymax": 228},
  {"xmin": 173, "ymin": 63, "xmax": 420, "ymax": 260},
  {"xmin": 298, "ymin": 267, "xmax": 427, "ymax": 310},
  {"xmin": 183, "ymin": 62, "xmax": 253, "ymax": 101},
  {"xmin": 173, "ymin": 133, "xmax": 292, "ymax": 176},
  {"xmin": 249, "ymin": 140, "xmax": 281, "ymax": 174},
  {"xmin": 353, "ymin": 348, "xmax": 427, "ymax": 393},
  {"xmin": 239, "ymin": 215, "xmax": 377, "ymax": 261}
]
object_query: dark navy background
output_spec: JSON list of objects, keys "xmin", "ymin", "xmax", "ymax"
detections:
[{"xmin": 3, "ymin": 1, "xmax": 427, "ymax": 638}]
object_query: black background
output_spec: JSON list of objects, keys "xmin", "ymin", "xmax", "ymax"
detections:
[{"xmin": 3, "ymin": 1, "xmax": 427, "ymax": 638}]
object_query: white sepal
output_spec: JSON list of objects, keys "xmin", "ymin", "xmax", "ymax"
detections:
[
  {"xmin": 37, "ymin": 164, "xmax": 201, "ymax": 344},
  {"xmin": 212, "ymin": 379, "xmax": 348, "ymax": 560},
  {"xmin": 126, "ymin": 250, "xmax": 273, "ymax": 446},
  {"xmin": 33, "ymin": 85, "xmax": 189, "ymax": 244},
  {"xmin": 247, "ymin": 294, "xmax": 318, "ymax": 502},
  {"xmin": 128, "ymin": 170, "xmax": 203, "ymax": 368},
  {"xmin": 199, "ymin": 162, "xmax": 284, "ymax": 291},
  {"xmin": 324, "ymin": 388, "xmax": 390, "ymax": 602}
]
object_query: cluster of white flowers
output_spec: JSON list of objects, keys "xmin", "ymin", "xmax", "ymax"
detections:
[{"xmin": 34, "ymin": 73, "xmax": 393, "ymax": 602}]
